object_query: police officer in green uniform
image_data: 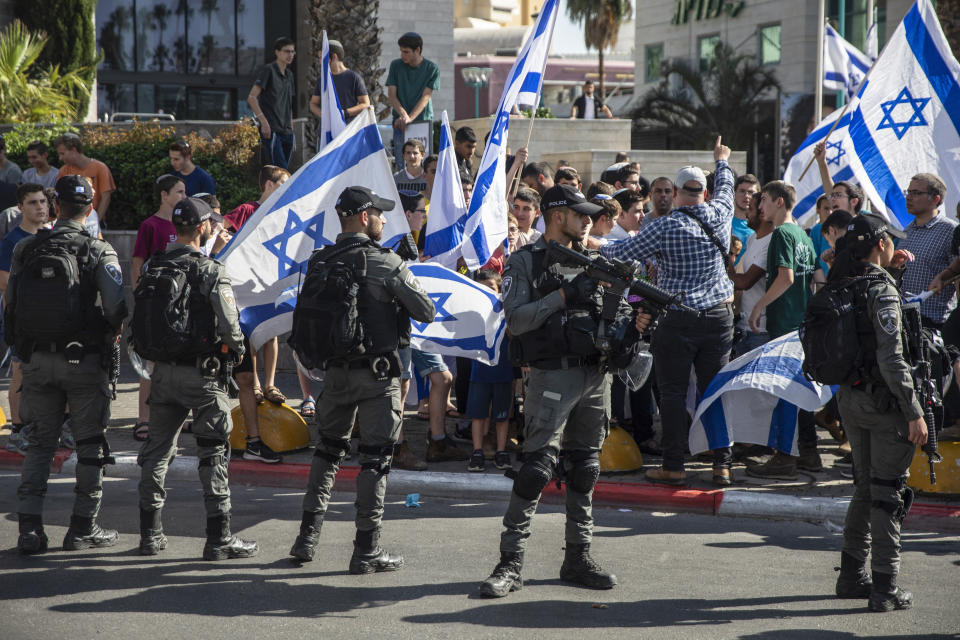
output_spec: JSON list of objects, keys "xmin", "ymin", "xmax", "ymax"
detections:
[
  {"xmin": 135, "ymin": 197, "xmax": 257, "ymax": 560},
  {"xmin": 289, "ymin": 186, "xmax": 434, "ymax": 572},
  {"xmin": 8, "ymin": 175, "xmax": 127, "ymax": 554},
  {"xmin": 480, "ymin": 185, "xmax": 649, "ymax": 598},
  {"xmin": 831, "ymin": 214, "xmax": 928, "ymax": 612}
]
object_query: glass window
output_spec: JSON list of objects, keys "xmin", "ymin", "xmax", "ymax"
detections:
[
  {"xmin": 191, "ymin": 0, "xmax": 237, "ymax": 74},
  {"xmin": 759, "ymin": 24, "xmax": 781, "ymax": 65},
  {"xmin": 156, "ymin": 84, "xmax": 187, "ymax": 118},
  {"xmin": 645, "ymin": 44, "xmax": 664, "ymax": 83},
  {"xmin": 97, "ymin": 83, "xmax": 136, "ymax": 120},
  {"xmin": 97, "ymin": 0, "xmax": 135, "ymax": 71},
  {"xmin": 189, "ymin": 89, "xmax": 235, "ymax": 119},
  {"xmin": 137, "ymin": 1, "xmax": 188, "ymax": 72},
  {"xmin": 698, "ymin": 34, "xmax": 720, "ymax": 73},
  {"xmin": 237, "ymin": 0, "xmax": 266, "ymax": 76}
]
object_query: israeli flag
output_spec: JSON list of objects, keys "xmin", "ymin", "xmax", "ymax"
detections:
[
  {"xmin": 844, "ymin": 0, "xmax": 960, "ymax": 227},
  {"xmin": 408, "ymin": 263, "xmax": 506, "ymax": 365},
  {"xmin": 783, "ymin": 107, "xmax": 856, "ymax": 225},
  {"xmin": 462, "ymin": 0, "xmax": 559, "ymax": 269},
  {"xmin": 220, "ymin": 108, "xmax": 407, "ymax": 349},
  {"xmin": 824, "ymin": 24, "xmax": 873, "ymax": 100},
  {"xmin": 866, "ymin": 20, "xmax": 879, "ymax": 61},
  {"xmin": 689, "ymin": 332, "xmax": 834, "ymax": 456},
  {"xmin": 318, "ymin": 31, "xmax": 347, "ymax": 149},
  {"xmin": 422, "ymin": 111, "xmax": 467, "ymax": 268}
]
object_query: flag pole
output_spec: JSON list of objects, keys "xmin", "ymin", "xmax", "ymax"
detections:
[
  {"xmin": 815, "ymin": 0, "xmax": 825, "ymax": 125},
  {"xmin": 509, "ymin": 112, "xmax": 538, "ymax": 200}
]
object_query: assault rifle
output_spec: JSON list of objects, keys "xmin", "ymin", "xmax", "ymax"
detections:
[{"xmin": 902, "ymin": 302, "xmax": 942, "ymax": 484}]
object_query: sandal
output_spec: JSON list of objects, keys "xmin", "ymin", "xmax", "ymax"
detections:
[
  {"xmin": 253, "ymin": 386, "xmax": 265, "ymax": 404},
  {"xmin": 299, "ymin": 397, "xmax": 316, "ymax": 418},
  {"xmin": 264, "ymin": 385, "xmax": 286, "ymax": 404},
  {"xmin": 133, "ymin": 421, "xmax": 150, "ymax": 441}
]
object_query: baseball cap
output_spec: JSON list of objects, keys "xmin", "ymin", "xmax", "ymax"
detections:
[
  {"xmin": 336, "ymin": 186, "xmax": 395, "ymax": 217},
  {"xmin": 54, "ymin": 175, "xmax": 94, "ymax": 205},
  {"xmin": 541, "ymin": 184, "xmax": 603, "ymax": 216},
  {"xmin": 171, "ymin": 197, "xmax": 213, "ymax": 227},
  {"xmin": 845, "ymin": 213, "xmax": 906, "ymax": 243},
  {"xmin": 675, "ymin": 166, "xmax": 708, "ymax": 192}
]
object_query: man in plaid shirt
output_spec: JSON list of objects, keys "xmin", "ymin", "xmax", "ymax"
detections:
[{"xmin": 601, "ymin": 137, "xmax": 735, "ymax": 486}]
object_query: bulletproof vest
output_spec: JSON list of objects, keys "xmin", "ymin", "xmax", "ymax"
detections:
[
  {"xmin": 513, "ymin": 243, "xmax": 602, "ymax": 364},
  {"xmin": 357, "ymin": 244, "xmax": 406, "ymax": 356},
  {"xmin": 7, "ymin": 226, "xmax": 109, "ymax": 357}
]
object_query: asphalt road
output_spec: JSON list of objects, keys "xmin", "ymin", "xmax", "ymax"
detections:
[{"xmin": 1, "ymin": 471, "xmax": 958, "ymax": 639}]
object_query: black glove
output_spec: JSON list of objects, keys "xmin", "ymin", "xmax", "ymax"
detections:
[{"xmin": 561, "ymin": 272, "xmax": 597, "ymax": 306}]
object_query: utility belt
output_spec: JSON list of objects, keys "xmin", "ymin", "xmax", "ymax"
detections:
[
  {"xmin": 530, "ymin": 355, "xmax": 602, "ymax": 371},
  {"xmin": 161, "ymin": 353, "xmax": 223, "ymax": 375},
  {"xmin": 324, "ymin": 351, "xmax": 401, "ymax": 381},
  {"xmin": 28, "ymin": 340, "xmax": 102, "ymax": 364},
  {"xmin": 666, "ymin": 301, "xmax": 734, "ymax": 318},
  {"xmin": 850, "ymin": 378, "xmax": 901, "ymax": 412}
]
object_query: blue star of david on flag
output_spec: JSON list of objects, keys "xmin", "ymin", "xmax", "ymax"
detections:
[
  {"xmin": 411, "ymin": 292, "xmax": 458, "ymax": 332},
  {"xmin": 825, "ymin": 140, "xmax": 846, "ymax": 166},
  {"xmin": 876, "ymin": 87, "xmax": 931, "ymax": 140},
  {"xmin": 262, "ymin": 209, "xmax": 331, "ymax": 280}
]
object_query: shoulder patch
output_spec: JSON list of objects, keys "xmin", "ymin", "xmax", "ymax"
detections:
[
  {"xmin": 220, "ymin": 284, "xmax": 236, "ymax": 309},
  {"xmin": 404, "ymin": 270, "xmax": 425, "ymax": 292},
  {"xmin": 877, "ymin": 295, "xmax": 900, "ymax": 304},
  {"xmin": 104, "ymin": 262, "xmax": 123, "ymax": 287},
  {"xmin": 877, "ymin": 307, "xmax": 898, "ymax": 335},
  {"xmin": 501, "ymin": 275, "xmax": 513, "ymax": 298}
]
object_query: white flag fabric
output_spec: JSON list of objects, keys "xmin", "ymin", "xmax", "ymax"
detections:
[
  {"xmin": 689, "ymin": 332, "xmax": 835, "ymax": 456},
  {"xmin": 318, "ymin": 31, "xmax": 347, "ymax": 150},
  {"xmin": 422, "ymin": 111, "xmax": 468, "ymax": 268},
  {"xmin": 824, "ymin": 24, "xmax": 873, "ymax": 100},
  {"xmin": 462, "ymin": 0, "xmax": 559, "ymax": 269},
  {"xmin": 844, "ymin": 0, "xmax": 960, "ymax": 227},
  {"xmin": 783, "ymin": 108, "xmax": 857, "ymax": 225},
  {"xmin": 866, "ymin": 20, "xmax": 879, "ymax": 61},
  {"xmin": 408, "ymin": 263, "xmax": 506, "ymax": 365},
  {"xmin": 220, "ymin": 108, "xmax": 407, "ymax": 349}
]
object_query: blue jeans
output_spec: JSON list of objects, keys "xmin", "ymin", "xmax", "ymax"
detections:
[
  {"xmin": 264, "ymin": 132, "xmax": 294, "ymax": 169},
  {"xmin": 731, "ymin": 330, "xmax": 770, "ymax": 360}
]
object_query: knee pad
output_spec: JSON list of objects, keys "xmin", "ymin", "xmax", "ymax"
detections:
[
  {"xmin": 358, "ymin": 443, "xmax": 395, "ymax": 476},
  {"xmin": 870, "ymin": 476, "xmax": 913, "ymax": 523},
  {"xmin": 76, "ymin": 435, "xmax": 115, "ymax": 467},
  {"xmin": 197, "ymin": 436, "xmax": 229, "ymax": 468},
  {"xmin": 564, "ymin": 450, "xmax": 600, "ymax": 494},
  {"xmin": 513, "ymin": 450, "xmax": 555, "ymax": 500},
  {"xmin": 313, "ymin": 436, "xmax": 351, "ymax": 464}
]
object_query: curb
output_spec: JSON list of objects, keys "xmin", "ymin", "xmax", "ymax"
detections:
[{"xmin": 3, "ymin": 450, "xmax": 959, "ymax": 533}]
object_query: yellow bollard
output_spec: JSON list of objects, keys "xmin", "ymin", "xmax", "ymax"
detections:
[
  {"xmin": 599, "ymin": 425, "xmax": 644, "ymax": 473},
  {"xmin": 908, "ymin": 440, "xmax": 960, "ymax": 496},
  {"xmin": 229, "ymin": 402, "xmax": 311, "ymax": 453}
]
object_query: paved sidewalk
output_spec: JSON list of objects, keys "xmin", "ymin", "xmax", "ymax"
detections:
[{"xmin": 2, "ymin": 365, "xmax": 958, "ymax": 532}]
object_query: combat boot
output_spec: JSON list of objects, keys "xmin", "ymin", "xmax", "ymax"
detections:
[
  {"xmin": 479, "ymin": 552, "xmax": 523, "ymax": 597},
  {"xmin": 17, "ymin": 513, "xmax": 48, "ymax": 555},
  {"xmin": 349, "ymin": 528, "xmax": 404, "ymax": 574},
  {"xmin": 797, "ymin": 440, "xmax": 823, "ymax": 472},
  {"xmin": 289, "ymin": 511, "xmax": 322, "ymax": 562},
  {"xmin": 835, "ymin": 551, "xmax": 872, "ymax": 598},
  {"xmin": 868, "ymin": 571, "xmax": 913, "ymax": 612},
  {"xmin": 560, "ymin": 543, "xmax": 618, "ymax": 589},
  {"xmin": 202, "ymin": 514, "xmax": 259, "ymax": 560},
  {"xmin": 63, "ymin": 515, "xmax": 119, "ymax": 550},
  {"xmin": 139, "ymin": 509, "xmax": 167, "ymax": 556}
]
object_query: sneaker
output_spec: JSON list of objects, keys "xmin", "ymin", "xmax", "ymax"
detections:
[
  {"xmin": 60, "ymin": 416, "xmax": 75, "ymax": 450},
  {"xmin": 451, "ymin": 419, "xmax": 473, "ymax": 443},
  {"xmin": 392, "ymin": 441, "xmax": 427, "ymax": 471},
  {"xmin": 834, "ymin": 452, "xmax": 853, "ymax": 466},
  {"xmin": 11, "ymin": 425, "xmax": 30, "ymax": 456},
  {"xmin": 426, "ymin": 436, "xmax": 469, "ymax": 462},
  {"xmin": 243, "ymin": 438, "xmax": 281, "ymax": 464},
  {"xmin": 645, "ymin": 467, "xmax": 686, "ymax": 486},
  {"xmin": 745, "ymin": 452, "xmax": 798, "ymax": 480},
  {"xmin": 494, "ymin": 450, "xmax": 511, "ymax": 470},
  {"xmin": 5, "ymin": 424, "xmax": 23, "ymax": 453},
  {"xmin": 468, "ymin": 449, "xmax": 485, "ymax": 472}
]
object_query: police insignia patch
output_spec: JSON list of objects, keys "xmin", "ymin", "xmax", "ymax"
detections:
[
  {"xmin": 105, "ymin": 263, "xmax": 123, "ymax": 286},
  {"xmin": 404, "ymin": 271, "xmax": 425, "ymax": 292},
  {"xmin": 220, "ymin": 285, "xmax": 236, "ymax": 308},
  {"xmin": 878, "ymin": 308, "xmax": 898, "ymax": 335},
  {"xmin": 501, "ymin": 275, "xmax": 513, "ymax": 298}
]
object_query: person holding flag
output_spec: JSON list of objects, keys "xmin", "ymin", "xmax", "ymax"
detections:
[{"xmin": 309, "ymin": 34, "xmax": 369, "ymax": 149}]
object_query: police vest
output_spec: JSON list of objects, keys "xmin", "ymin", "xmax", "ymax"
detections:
[
  {"xmin": 356, "ymin": 244, "xmax": 407, "ymax": 356},
  {"xmin": 513, "ymin": 243, "xmax": 603, "ymax": 364}
]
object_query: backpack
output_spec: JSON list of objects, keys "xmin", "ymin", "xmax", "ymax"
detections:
[
  {"xmin": 288, "ymin": 240, "xmax": 371, "ymax": 369},
  {"xmin": 8, "ymin": 229, "xmax": 94, "ymax": 351},
  {"xmin": 131, "ymin": 253, "xmax": 218, "ymax": 362},
  {"xmin": 799, "ymin": 275, "xmax": 887, "ymax": 385}
]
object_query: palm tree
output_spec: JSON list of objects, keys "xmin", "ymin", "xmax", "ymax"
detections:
[
  {"xmin": 632, "ymin": 42, "xmax": 780, "ymax": 161},
  {"xmin": 565, "ymin": 0, "xmax": 632, "ymax": 99},
  {"xmin": 0, "ymin": 20, "xmax": 91, "ymax": 123},
  {"xmin": 937, "ymin": 0, "xmax": 960, "ymax": 57},
  {"xmin": 307, "ymin": 0, "xmax": 384, "ymax": 152}
]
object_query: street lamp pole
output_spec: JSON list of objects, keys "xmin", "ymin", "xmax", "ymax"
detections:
[{"xmin": 461, "ymin": 66, "xmax": 492, "ymax": 118}]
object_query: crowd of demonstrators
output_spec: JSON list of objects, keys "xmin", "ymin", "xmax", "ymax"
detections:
[
  {"xmin": 569, "ymin": 80, "xmax": 615, "ymax": 120},
  {"xmin": 54, "ymin": 134, "xmax": 116, "ymax": 226},
  {"xmin": 386, "ymin": 32, "xmax": 440, "ymax": 166},
  {"xmin": 169, "ymin": 141, "xmax": 216, "ymax": 196},
  {"xmin": 248, "ymin": 37, "xmax": 297, "ymax": 169},
  {"xmin": 308, "ymin": 39, "xmax": 370, "ymax": 127}
]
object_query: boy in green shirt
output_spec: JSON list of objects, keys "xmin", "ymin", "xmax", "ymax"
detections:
[{"xmin": 386, "ymin": 32, "xmax": 440, "ymax": 165}]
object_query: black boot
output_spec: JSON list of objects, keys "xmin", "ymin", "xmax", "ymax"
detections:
[
  {"xmin": 835, "ymin": 551, "xmax": 872, "ymax": 598},
  {"xmin": 202, "ymin": 514, "xmax": 259, "ymax": 561},
  {"xmin": 868, "ymin": 571, "xmax": 913, "ymax": 612},
  {"xmin": 17, "ymin": 513, "xmax": 48, "ymax": 555},
  {"xmin": 289, "ymin": 511, "xmax": 322, "ymax": 562},
  {"xmin": 63, "ymin": 515, "xmax": 119, "ymax": 550},
  {"xmin": 348, "ymin": 528, "xmax": 403, "ymax": 574},
  {"xmin": 560, "ymin": 543, "xmax": 617, "ymax": 589},
  {"xmin": 479, "ymin": 552, "xmax": 523, "ymax": 598},
  {"xmin": 139, "ymin": 509, "xmax": 167, "ymax": 556}
]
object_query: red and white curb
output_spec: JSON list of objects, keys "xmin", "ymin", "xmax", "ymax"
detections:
[{"xmin": 3, "ymin": 450, "xmax": 958, "ymax": 533}]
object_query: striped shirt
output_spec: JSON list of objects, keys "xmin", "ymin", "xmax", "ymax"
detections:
[{"xmin": 899, "ymin": 212, "xmax": 958, "ymax": 324}]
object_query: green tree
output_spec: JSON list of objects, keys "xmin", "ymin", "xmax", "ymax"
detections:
[
  {"xmin": 632, "ymin": 42, "xmax": 780, "ymax": 163},
  {"xmin": 937, "ymin": 0, "xmax": 960, "ymax": 57},
  {"xmin": 13, "ymin": 0, "xmax": 98, "ymax": 118},
  {"xmin": 0, "ymin": 20, "xmax": 92, "ymax": 123},
  {"xmin": 565, "ymin": 0, "xmax": 632, "ymax": 99}
]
